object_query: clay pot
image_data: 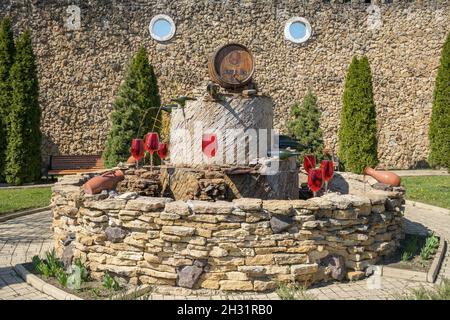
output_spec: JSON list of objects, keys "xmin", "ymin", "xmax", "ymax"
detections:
[
  {"xmin": 363, "ymin": 167, "xmax": 401, "ymax": 187},
  {"xmin": 83, "ymin": 170, "xmax": 125, "ymax": 195}
]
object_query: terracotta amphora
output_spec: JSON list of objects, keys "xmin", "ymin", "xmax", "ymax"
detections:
[
  {"xmin": 127, "ymin": 156, "xmax": 137, "ymax": 165},
  {"xmin": 363, "ymin": 167, "xmax": 401, "ymax": 187},
  {"xmin": 83, "ymin": 169, "xmax": 125, "ymax": 195}
]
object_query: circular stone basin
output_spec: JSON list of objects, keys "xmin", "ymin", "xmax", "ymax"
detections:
[{"xmin": 51, "ymin": 171, "xmax": 405, "ymax": 292}]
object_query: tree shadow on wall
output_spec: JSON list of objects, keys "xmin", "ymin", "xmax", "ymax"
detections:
[{"xmin": 41, "ymin": 133, "xmax": 61, "ymax": 176}]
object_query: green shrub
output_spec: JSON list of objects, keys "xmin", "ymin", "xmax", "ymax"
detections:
[
  {"xmin": 32, "ymin": 255, "xmax": 51, "ymax": 278},
  {"xmin": 103, "ymin": 272, "xmax": 120, "ymax": 291},
  {"xmin": 429, "ymin": 32, "xmax": 450, "ymax": 170},
  {"xmin": 287, "ymin": 90, "xmax": 324, "ymax": 160},
  {"xmin": 276, "ymin": 282, "xmax": 316, "ymax": 300},
  {"xmin": 401, "ymin": 235, "xmax": 419, "ymax": 262},
  {"xmin": 102, "ymin": 47, "xmax": 161, "ymax": 168},
  {"xmin": 0, "ymin": 17, "xmax": 15, "ymax": 182},
  {"xmin": 338, "ymin": 56, "xmax": 378, "ymax": 174},
  {"xmin": 420, "ymin": 233, "xmax": 439, "ymax": 261},
  {"xmin": 32, "ymin": 249, "xmax": 65, "ymax": 282},
  {"xmin": 5, "ymin": 30, "xmax": 41, "ymax": 185}
]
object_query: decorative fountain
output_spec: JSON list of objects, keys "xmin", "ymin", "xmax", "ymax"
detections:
[{"xmin": 51, "ymin": 44, "xmax": 405, "ymax": 293}]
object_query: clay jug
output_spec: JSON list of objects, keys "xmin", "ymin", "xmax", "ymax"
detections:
[
  {"xmin": 126, "ymin": 156, "xmax": 137, "ymax": 165},
  {"xmin": 83, "ymin": 170, "xmax": 125, "ymax": 195},
  {"xmin": 363, "ymin": 167, "xmax": 401, "ymax": 187}
]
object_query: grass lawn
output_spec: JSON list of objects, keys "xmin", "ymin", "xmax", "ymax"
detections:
[
  {"xmin": 0, "ymin": 187, "xmax": 52, "ymax": 214},
  {"xmin": 402, "ymin": 176, "xmax": 450, "ymax": 209}
]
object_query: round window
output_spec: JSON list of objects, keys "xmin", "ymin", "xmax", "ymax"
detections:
[
  {"xmin": 149, "ymin": 14, "xmax": 176, "ymax": 42},
  {"xmin": 284, "ymin": 17, "xmax": 312, "ymax": 44}
]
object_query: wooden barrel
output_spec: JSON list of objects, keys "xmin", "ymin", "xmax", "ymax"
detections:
[{"xmin": 208, "ymin": 43, "xmax": 255, "ymax": 89}]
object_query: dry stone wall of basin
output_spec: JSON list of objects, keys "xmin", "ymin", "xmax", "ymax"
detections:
[{"xmin": 52, "ymin": 173, "xmax": 405, "ymax": 292}]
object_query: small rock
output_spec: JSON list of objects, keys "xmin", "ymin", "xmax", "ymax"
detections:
[
  {"xmin": 63, "ymin": 232, "xmax": 76, "ymax": 246},
  {"xmin": 321, "ymin": 254, "xmax": 346, "ymax": 281},
  {"xmin": 270, "ymin": 215, "xmax": 294, "ymax": 233},
  {"xmin": 117, "ymin": 191, "xmax": 139, "ymax": 200},
  {"xmin": 177, "ymin": 265, "xmax": 204, "ymax": 289},
  {"xmin": 105, "ymin": 226, "xmax": 128, "ymax": 243},
  {"xmin": 62, "ymin": 244, "xmax": 75, "ymax": 268},
  {"xmin": 347, "ymin": 271, "xmax": 366, "ymax": 281},
  {"xmin": 372, "ymin": 183, "xmax": 393, "ymax": 191}
]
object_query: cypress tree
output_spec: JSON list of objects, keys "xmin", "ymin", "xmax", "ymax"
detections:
[
  {"xmin": 103, "ymin": 47, "xmax": 161, "ymax": 168},
  {"xmin": 5, "ymin": 30, "xmax": 42, "ymax": 185},
  {"xmin": 428, "ymin": 32, "xmax": 450, "ymax": 170},
  {"xmin": 287, "ymin": 90, "xmax": 324, "ymax": 160},
  {"xmin": 0, "ymin": 17, "xmax": 15, "ymax": 182},
  {"xmin": 338, "ymin": 56, "xmax": 378, "ymax": 174}
]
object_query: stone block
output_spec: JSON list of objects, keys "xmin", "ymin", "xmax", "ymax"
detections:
[
  {"xmin": 291, "ymin": 263, "xmax": 318, "ymax": 275},
  {"xmin": 346, "ymin": 271, "xmax": 366, "ymax": 281},
  {"xmin": 162, "ymin": 226, "xmax": 195, "ymax": 237},
  {"xmin": 125, "ymin": 197, "xmax": 172, "ymax": 211},
  {"xmin": 226, "ymin": 272, "xmax": 248, "ymax": 281},
  {"xmin": 263, "ymin": 200, "xmax": 293, "ymax": 215},
  {"xmin": 210, "ymin": 247, "xmax": 229, "ymax": 258},
  {"xmin": 85, "ymin": 199, "xmax": 127, "ymax": 210},
  {"xmin": 273, "ymin": 254, "xmax": 307, "ymax": 265},
  {"xmin": 233, "ymin": 198, "xmax": 263, "ymax": 212},
  {"xmin": 253, "ymin": 280, "xmax": 277, "ymax": 292},
  {"xmin": 245, "ymin": 254, "xmax": 273, "ymax": 265},
  {"xmin": 164, "ymin": 201, "xmax": 191, "ymax": 216},
  {"xmin": 189, "ymin": 200, "xmax": 234, "ymax": 214},
  {"xmin": 219, "ymin": 280, "xmax": 253, "ymax": 291}
]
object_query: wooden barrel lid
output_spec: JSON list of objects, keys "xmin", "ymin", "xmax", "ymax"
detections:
[{"xmin": 208, "ymin": 43, "xmax": 254, "ymax": 89}]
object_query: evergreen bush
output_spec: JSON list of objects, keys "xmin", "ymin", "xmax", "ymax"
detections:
[
  {"xmin": 287, "ymin": 90, "xmax": 324, "ymax": 160},
  {"xmin": 338, "ymin": 55, "xmax": 378, "ymax": 173},
  {"xmin": 0, "ymin": 17, "xmax": 15, "ymax": 182},
  {"xmin": 5, "ymin": 30, "xmax": 42, "ymax": 185},
  {"xmin": 428, "ymin": 32, "xmax": 450, "ymax": 170},
  {"xmin": 103, "ymin": 47, "xmax": 161, "ymax": 168}
]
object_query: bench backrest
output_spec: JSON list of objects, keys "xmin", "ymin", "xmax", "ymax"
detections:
[{"xmin": 50, "ymin": 155, "xmax": 104, "ymax": 170}]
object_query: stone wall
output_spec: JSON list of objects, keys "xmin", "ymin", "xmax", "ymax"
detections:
[
  {"xmin": 52, "ymin": 174, "xmax": 405, "ymax": 292},
  {"xmin": 1, "ymin": 0, "xmax": 449, "ymax": 169}
]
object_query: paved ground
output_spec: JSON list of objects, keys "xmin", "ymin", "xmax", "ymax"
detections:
[
  {"xmin": 0, "ymin": 211, "xmax": 53, "ymax": 300},
  {"xmin": 0, "ymin": 204, "xmax": 448, "ymax": 300}
]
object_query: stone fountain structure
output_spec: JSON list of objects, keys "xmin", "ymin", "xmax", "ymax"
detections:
[{"xmin": 51, "ymin": 44, "xmax": 405, "ymax": 294}]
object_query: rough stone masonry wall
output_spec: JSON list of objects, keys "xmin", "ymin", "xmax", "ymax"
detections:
[
  {"xmin": 1, "ymin": 0, "xmax": 448, "ymax": 169},
  {"xmin": 52, "ymin": 175, "xmax": 404, "ymax": 292}
]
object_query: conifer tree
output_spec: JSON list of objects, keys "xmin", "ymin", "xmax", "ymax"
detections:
[
  {"xmin": 287, "ymin": 90, "xmax": 324, "ymax": 160},
  {"xmin": 338, "ymin": 56, "xmax": 378, "ymax": 173},
  {"xmin": 103, "ymin": 47, "xmax": 161, "ymax": 168},
  {"xmin": 429, "ymin": 32, "xmax": 450, "ymax": 170},
  {"xmin": 0, "ymin": 17, "xmax": 15, "ymax": 182},
  {"xmin": 5, "ymin": 30, "xmax": 42, "ymax": 185}
]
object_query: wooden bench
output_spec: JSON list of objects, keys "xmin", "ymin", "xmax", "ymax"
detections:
[{"xmin": 47, "ymin": 155, "xmax": 104, "ymax": 177}]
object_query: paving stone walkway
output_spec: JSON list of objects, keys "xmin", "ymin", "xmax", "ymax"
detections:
[
  {"xmin": 0, "ymin": 211, "xmax": 53, "ymax": 300},
  {"xmin": 0, "ymin": 204, "xmax": 448, "ymax": 300}
]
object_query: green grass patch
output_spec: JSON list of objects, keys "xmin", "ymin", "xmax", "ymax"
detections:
[
  {"xmin": 0, "ymin": 187, "xmax": 51, "ymax": 214},
  {"xmin": 402, "ymin": 176, "xmax": 450, "ymax": 209}
]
